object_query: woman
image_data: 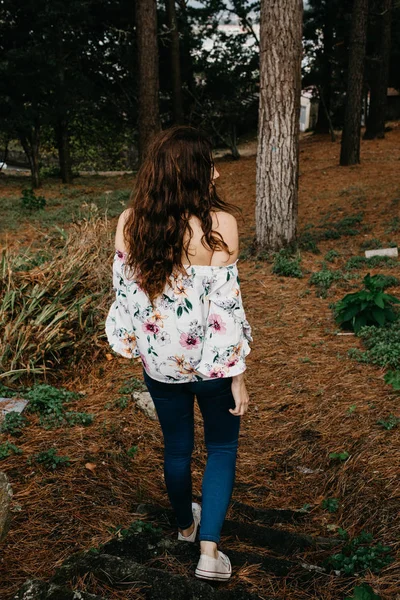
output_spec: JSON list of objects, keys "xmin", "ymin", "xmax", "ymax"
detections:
[{"xmin": 105, "ymin": 126, "xmax": 252, "ymax": 581}]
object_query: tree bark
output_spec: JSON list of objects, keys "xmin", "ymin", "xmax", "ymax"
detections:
[
  {"xmin": 136, "ymin": 0, "xmax": 161, "ymax": 162},
  {"xmin": 340, "ymin": 0, "xmax": 369, "ymax": 166},
  {"xmin": 56, "ymin": 119, "xmax": 73, "ymax": 184},
  {"xmin": 19, "ymin": 124, "xmax": 41, "ymax": 188},
  {"xmin": 165, "ymin": 0, "xmax": 184, "ymax": 124},
  {"xmin": 364, "ymin": 0, "xmax": 392, "ymax": 139},
  {"xmin": 314, "ymin": 3, "xmax": 334, "ymax": 135},
  {"xmin": 255, "ymin": 0, "xmax": 303, "ymax": 251}
]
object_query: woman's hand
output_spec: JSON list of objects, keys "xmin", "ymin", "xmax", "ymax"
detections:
[{"xmin": 229, "ymin": 373, "xmax": 249, "ymax": 416}]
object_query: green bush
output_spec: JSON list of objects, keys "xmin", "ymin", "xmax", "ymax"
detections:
[
  {"xmin": 376, "ymin": 414, "xmax": 399, "ymax": 430},
  {"xmin": 325, "ymin": 530, "xmax": 393, "ymax": 576},
  {"xmin": 384, "ymin": 370, "xmax": 400, "ymax": 390},
  {"xmin": 0, "ymin": 411, "xmax": 29, "ymax": 435},
  {"xmin": 321, "ymin": 497, "xmax": 339, "ymax": 513},
  {"xmin": 348, "ymin": 322, "xmax": 400, "ymax": 369},
  {"xmin": 345, "ymin": 256, "xmax": 397, "ymax": 270},
  {"xmin": 345, "ymin": 584, "xmax": 381, "ymax": 600},
  {"xmin": 32, "ymin": 448, "xmax": 70, "ymax": 470},
  {"xmin": 25, "ymin": 384, "xmax": 79, "ymax": 427},
  {"xmin": 0, "ymin": 441, "xmax": 22, "ymax": 460},
  {"xmin": 272, "ymin": 250, "xmax": 303, "ymax": 278},
  {"xmin": 334, "ymin": 274, "xmax": 400, "ymax": 333},
  {"xmin": 310, "ymin": 266, "xmax": 342, "ymax": 296},
  {"xmin": 324, "ymin": 249, "xmax": 340, "ymax": 262},
  {"xmin": 20, "ymin": 188, "xmax": 46, "ymax": 211}
]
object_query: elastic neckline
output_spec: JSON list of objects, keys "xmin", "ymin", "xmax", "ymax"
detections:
[{"xmin": 115, "ymin": 250, "xmax": 239, "ymax": 271}]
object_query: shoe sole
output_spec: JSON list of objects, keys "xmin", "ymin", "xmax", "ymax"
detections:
[{"xmin": 195, "ymin": 568, "xmax": 231, "ymax": 581}]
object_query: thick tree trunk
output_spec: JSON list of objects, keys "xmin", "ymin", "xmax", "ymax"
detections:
[
  {"xmin": 19, "ymin": 125, "xmax": 41, "ymax": 188},
  {"xmin": 255, "ymin": 0, "xmax": 303, "ymax": 251},
  {"xmin": 340, "ymin": 0, "xmax": 369, "ymax": 166},
  {"xmin": 56, "ymin": 119, "xmax": 73, "ymax": 184},
  {"xmin": 364, "ymin": 0, "xmax": 392, "ymax": 139},
  {"xmin": 165, "ymin": 0, "xmax": 184, "ymax": 124},
  {"xmin": 136, "ymin": 0, "xmax": 161, "ymax": 162}
]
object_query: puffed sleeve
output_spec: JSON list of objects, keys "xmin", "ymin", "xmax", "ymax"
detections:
[
  {"xmin": 105, "ymin": 251, "xmax": 140, "ymax": 359},
  {"xmin": 196, "ymin": 262, "xmax": 252, "ymax": 378}
]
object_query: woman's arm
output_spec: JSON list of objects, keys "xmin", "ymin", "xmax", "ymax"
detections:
[{"xmin": 115, "ymin": 209, "xmax": 131, "ymax": 254}]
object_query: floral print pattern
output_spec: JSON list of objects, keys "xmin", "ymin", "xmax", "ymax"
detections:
[{"xmin": 105, "ymin": 250, "xmax": 252, "ymax": 383}]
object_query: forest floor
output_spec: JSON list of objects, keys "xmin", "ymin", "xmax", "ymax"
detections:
[{"xmin": 1, "ymin": 125, "xmax": 400, "ymax": 600}]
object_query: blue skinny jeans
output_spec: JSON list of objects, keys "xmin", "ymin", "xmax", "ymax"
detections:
[{"xmin": 142, "ymin": 368, "xmax": 240, "ymax": 544}]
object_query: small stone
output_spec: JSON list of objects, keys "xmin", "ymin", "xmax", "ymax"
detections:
[
  {"xmin": 132, "ymin": 391, "xmax": 157, "ymax": 421},
  {"xmin": 365, "ymin": 247, "xmax": 398, "ymax": 258}
]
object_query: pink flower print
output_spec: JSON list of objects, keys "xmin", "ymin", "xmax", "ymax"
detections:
[
  {"xmin": 142, "ymin": 320, "xmax": 160, "ymax": 335},
  {"xmin": 179, "ymin": 332, "xmax": 201, "ymax": 349},
  {"xmin": 208, "ymin": 365, "xmax": 228, "ymax": 378},
  {"xmin": 225, "ymin": 355, "xmax": 239, "ymax": 368},
  {"xmin": 208, "ymin": 313, "xmax": 227, "ymax": 334}
]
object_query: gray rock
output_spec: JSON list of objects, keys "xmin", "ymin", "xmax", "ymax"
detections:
[
  {"xmin": 13, "ymin": 579, "xmax": 105, "ymax": 599},
  {"xmin": 132, "ymin": 391, "xmax": 157, "ymax": 420},
  {"xmin": 0, "ymin": 471, "xmax": 13, "ymax": 542}
]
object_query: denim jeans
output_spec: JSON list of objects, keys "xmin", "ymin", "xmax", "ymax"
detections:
[{"xmin": 142, "ymin": 368, "xmax": 240, "ymax": 543}]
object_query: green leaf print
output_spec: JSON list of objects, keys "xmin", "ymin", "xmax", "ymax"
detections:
[
  {"xmin": 177, "ymin": 306, "xmax": 183, "ymax": 318},
  {"xmin": 184, "ymin": 298, "xmax": 193, "ymax": 310}
]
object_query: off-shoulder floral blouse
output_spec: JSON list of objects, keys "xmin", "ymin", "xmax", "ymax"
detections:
[{"xmin": 105, "ymin": 250, "xmax": 252, "ymax": 383}]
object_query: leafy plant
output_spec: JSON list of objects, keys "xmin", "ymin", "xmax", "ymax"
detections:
[
  {"xmin": 24, "ymin": 384, "xmax": 84, "ymax": 428},
  {"xmin": 0, "ymin": 411, "xmax": 29, "ymax": 435},
  {"xmin": 345, "ymin": 256, "xmax": 397, "ymax": 270},
  {"xmin": 108, "ymin": 520, "xmax": 162, "ymax": 539},
  {"xmin": 64, "ymin": 412, "xmax": 94, "ymax": 426},
  {"xmin": 384, "ymin": 370, "xmax": 400, "ymax": 390},
  {"xmin": 32, "ymin": 448, "xmax": 70, "ymax": 470},
  {"xmin": 310, "ymin": 266, "xmax": 342, "ymax": 296},
  {"xmin": 127, "ymin": 445, "xmax": 138, "ymax": 457},
  {"xmin": 20, "ymin": 188, "xmax": 46, "ymax": 211},
  {"xmin": 345, "ymin": 584, "xmax": 381, "ymax": 600},
  {"xmin": 348, "ymin": 322, "xmax": 400, "ymax": 369},
  {"xmin": 376, "ymin": 414, "xmax": 399, "ymax": 430},
  {"xmin": 0, "ymin": 441, "xmax": 23, "ymax": 460},
  {"xmin": 333, "ymin": 274, "xmax": 400, "ymax": 333},
  {"xmin": 322, "ymin": 497, "xmax": 339, "ymax": 513},
  {"xmin": 272, "ymin": 250, "xmax": 303, "ymax": 278},
  {"xmin": 118, "ymin": 378, "xmax": 146, "ymax": 394},
  {"xmin": 324, "ymin": 249, "xmax": 340, "ymax": 262},
  {"xmin": 325, "ymin": 530, "xmax": 393, "ymax": 575},
  {"xmin": 329, "ymin": 451, "xmax": 350, "ymax": 461},
  {"xmin": 385, "ymin": 216, "xmax": 400, "ymax": 234}
]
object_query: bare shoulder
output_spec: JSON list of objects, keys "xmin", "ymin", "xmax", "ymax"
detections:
[
  {"xmin": 211, "ymin": 210, "xmax": 238, "ymax": 232},
  {"xmin": 210, "ymin": 210, "xmax": 239, "ymax": 266},
  {"xmin": 115, "ymin": 208, "xmax": 133, "ymax": 252}
]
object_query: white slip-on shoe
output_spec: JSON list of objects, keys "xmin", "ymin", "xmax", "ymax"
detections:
[
  {"xmin": 195, "ymin": 550, "xmax": 232, "ymax": 581},
  {"xmin": 177, "ymin": 502, "xmax": 202, "ymax": 542}
]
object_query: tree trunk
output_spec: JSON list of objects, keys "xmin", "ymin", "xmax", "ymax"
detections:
[
  {"xmin": 364, "ymin": 0, "xmax": 392, "ymax": 139},
  {"xmin": 255, "ymin": 0, "xmax": 303, "ymax": 251},
  {"xmin": 314, "ymin": 4, "xmax": 334, "ymax": 135},
  {"xmin": 56, "ymin": 119, "xmax": 73, "ymax": 183},
  {"xmin": 136, "ymin": 0, "xmax": 161, "ymax": 162},
  {"xmin": 19, "ymin": 124, "xmax": 41, "ymax": 188},
  {"xmin": 165, "ymin": 0, "xmax": 184, "ymax": 124},
  {"xmin": 340, "ymin": 0, "xmax": 369, "ymax": 166}
]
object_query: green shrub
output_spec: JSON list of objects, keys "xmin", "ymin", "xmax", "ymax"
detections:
[
  {"xmin": 345, "ymin": 256, "xmax": 397, "ymax": 270},
  {"xmin": 325, "ymin": 530, "xmax": 393, "ymax": 575},
  {"xmin": 64, "ymin": 412, "xmax": 94, "ymax": 426},
  {"xmin": 384, "ymin": 370, "xmax": 400, "ymax": 390},
  {"xmin": 20, "ymin": 188, "xmax": 46, "ymax": 211},
  {"xmin": 0, "ymin": 441, "xmax": 22, "ymax": 460},
  {"xmin": 310, "ymin": 266, "xmax": 342, "ymax": 297},
  {"xmin": 376, "ymin": 414, "xmax": 399, "ymax": 430},
  {"xmin": 324, "ymin": 249, "xmax": 340, "ymax": 262},
  {"xmin": 385, "ymin": 216, "xmax": 400, "ymax": 234},
  {"xmin": 299, "ymin": 213, "xmax": 363, "ymax": 253},
  {"xmin": 345, "ymin": 583, "xmax": 381, "ymax": 600},
  {"xmin": 348, "ymin": 322, "xmax": 400, "ymax": 369},
  {"xmin": 0, "ymin": 411, "xmax": 29, "ymax": 435},
  {"xmin": 334, "ymin": 274, "xmax": 400, "ymax": 333},
  {"xmin": 108, "ymin": 520, "xmax": 162, "ymax": 539},
  {"xmin": 359, "ymin": 238, "xmax": 383, "ymax": 250},
  {"xmin": 272, "ymin": 251, "xmax": 303, "ymax": 278},
  {"xmin": 329, "ymin": 451, "xmax": 349, "ymax": 461},
  {"xmin": 321, "ymin": 497, "xmax": 339, "ymax": 513},
  {"xmin": 33, "ymin": 448, "xmax": 70, "ymax": 470},
  {"xmin": 25, "ymin": 384, "xmax": 79, "ymax": 427}
]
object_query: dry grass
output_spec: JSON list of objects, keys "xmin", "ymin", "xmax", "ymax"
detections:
[{"xmin": 1, "ymin": 125, "xmax": 400, "ymax": 599}]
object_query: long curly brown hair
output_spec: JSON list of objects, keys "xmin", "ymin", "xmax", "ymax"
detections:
[{"xmin": 123, "ymin": 126, "xmax": 241, "ymax": 305}]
